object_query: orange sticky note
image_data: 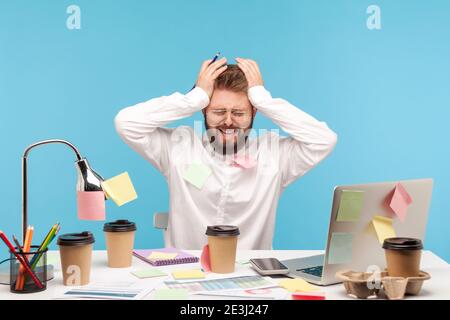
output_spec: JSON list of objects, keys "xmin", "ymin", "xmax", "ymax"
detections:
[{"xmin": 279, "ymin": 278, "xmax": 318, "ymax": 293}]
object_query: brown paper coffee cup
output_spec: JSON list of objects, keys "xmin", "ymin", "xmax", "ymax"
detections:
[
  {"xmin": 383, "ymin": 237, "xmax": 423, "ymax": 278},
  {"xmin": 57, "ymin": 232, "xmax": 95, "ymax": 286},
  {"xmin": 103, "ymin": 220, "xmax": 136, "ymax": 268},
  {"xmin": 206, "ymin": 225, "xmax": 240, "ymax": 274}
]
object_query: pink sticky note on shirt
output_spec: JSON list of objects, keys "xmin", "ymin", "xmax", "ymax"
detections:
[
  {"xmin": 77, "ymin": 191, "xmax": 106, "ymax": 221},
  {"xmin": 232, "ymin": 156, "xmax": 257, "ymax": 169},
  {"xmin": 200, "ymin": 244, "xmax": 211, "ymax": 272},
  {"xmin": 389, "ymin": 183, "xmax": 413, "ymax": 223}
]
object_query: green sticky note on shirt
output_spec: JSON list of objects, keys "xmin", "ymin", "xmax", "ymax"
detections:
[
  {"xmin": 327, "ymin": 232, "xmax": 354, "ymax": 265},
  {"xmin": 336, "ymin": 190, "xmax": 364, "ymax": 222},
  {"xmin": 183, "ymin": 163, "xmax": 212, "ymax": 189},
  {"xmin": 154, "ymin": 288, "xmax": 189, "ymax": 300},
  {"xmin": 131, "ymin": 269, "xmax": 167, "ymax": 279}
]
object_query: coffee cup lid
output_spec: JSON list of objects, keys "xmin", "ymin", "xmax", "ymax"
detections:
[
  {"xmin": 57, "ymin": 231, "xmax": 95, "ymax": 246},
  {"xmin": 382, "ymin": 237, "xmax": 423, "ymax": 250},
  {"xmin": 205, "ymin": 225, "xmax": 240, "ymax": 237},
  {"xmin": 103, "ymin": 219, "xmax": 136, "ymax": 232}
]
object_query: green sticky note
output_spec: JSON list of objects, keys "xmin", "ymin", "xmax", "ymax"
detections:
[
  {"xmin": 46, "ymin": 252, "xmax": 60, "ymax": 266},
  {"xmin": 336, "ymin": 190, "xmax": 364, "ymax": 222},
  {"xmin": 131, "ymin": 269, "xmax": 167, "ymax": 279},
  {"xmin": 154, "ymin": 288, "xmax": 189, "ymax": 300},
  {"xmin": 327, "ymin": 232, "xmax": 353, "ymax": 265},
  {"xmin": 183, "ymin": 163, "xmax": 212, "ymax": 189}
]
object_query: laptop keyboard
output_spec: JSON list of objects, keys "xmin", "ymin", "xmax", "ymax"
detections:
[{"xmin": 297, "ymin": 266, "xmax": 323, "ymax": 277}]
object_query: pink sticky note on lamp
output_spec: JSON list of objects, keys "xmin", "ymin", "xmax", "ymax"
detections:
[
  {"xmin": 232, "ymin": 156, "xmax": 257, "ymax": 169},
  {"xmin": 389, "ymin": 183, "xmax": 413, "ymax": 223},
  {"xmin": 77, "ymin": 191, "xmax": 106, "ymax": 221},
  {"xmin": 200, "ymin": 244, "xmax": 211, "ymax": 272}
]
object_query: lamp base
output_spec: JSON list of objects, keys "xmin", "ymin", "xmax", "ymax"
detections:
[{"xmin": 0, "ymin": 263, "xmax": 54, "ymax": 285}]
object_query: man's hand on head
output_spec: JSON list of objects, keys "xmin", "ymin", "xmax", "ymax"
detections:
[
  {"xmin": 236, "ymin": 58, "xmax": 264, "ymax": 88},
  {"xmin": 195, "ymin": 57, "xmax": 228, "ymax": 98}
]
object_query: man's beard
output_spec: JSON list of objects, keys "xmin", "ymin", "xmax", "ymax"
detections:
[{"xmin": 204, "ymin": 116, "xmax": 254, "ymax": 155}]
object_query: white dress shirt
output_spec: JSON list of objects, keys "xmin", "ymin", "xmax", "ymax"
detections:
[{"xmin": 115, "ymin": 86, "xmax": 338, "ymax": 250}]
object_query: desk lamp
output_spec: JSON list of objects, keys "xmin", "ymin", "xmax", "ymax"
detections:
[{"xmin": 22, "ymin": 139, "xmax": 105, "ymax": 242}]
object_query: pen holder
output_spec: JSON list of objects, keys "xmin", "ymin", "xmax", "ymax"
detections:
[{"xmin": 10, "ymin": 245, "xmax": 47, "ymax": 293}]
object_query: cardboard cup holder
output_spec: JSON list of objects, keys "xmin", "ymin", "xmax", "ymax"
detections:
[{"xmin": 336, "ymin": 270, "xmax": 430, "ymax": 300}]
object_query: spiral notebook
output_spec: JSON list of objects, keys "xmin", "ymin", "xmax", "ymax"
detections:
[{"xmin": 133, "ymin": 248, "xmax": 199, "ymax": 266}]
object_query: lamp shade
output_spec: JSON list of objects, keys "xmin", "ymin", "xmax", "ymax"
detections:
[{"xmin": 75, "ymin": 158, "xmax": 104, "ymax": 192}]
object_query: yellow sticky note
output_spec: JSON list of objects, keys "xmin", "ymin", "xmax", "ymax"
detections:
[
  {"xmin": 172, "ymin": 269, "xmax": 205, "ymax": 280},
  {"xmin": 101, "ymin": 172, "xmax": 138, "ymax": 206},
  {"xmin": 279, "ymin": 278, "xmax": 318, "ymax": 293},
  {"xmin": 372, "ymin": 215, "xmax": 396, "ymax": 244},
  {"xmin": 148, "ymin": 252, "xmax": 178, "ymax": 260}
]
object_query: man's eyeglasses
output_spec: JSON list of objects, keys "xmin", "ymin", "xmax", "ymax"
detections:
[{"xmin": 206, "ymin": 109, "xmax": 252, "ymax": 123}]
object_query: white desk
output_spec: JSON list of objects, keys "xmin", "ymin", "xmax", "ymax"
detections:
[{"xmin": 0, "ymin": 250, "xmax": 448, "ymax": 300}]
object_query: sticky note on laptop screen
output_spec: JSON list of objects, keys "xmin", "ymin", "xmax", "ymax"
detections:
[
  {"xmin": 101, "ymin": 172, "xmax": 138, "ymax": 206},
  {"xmin": 389, "ymin": 183, "xmax": 413, "ymax": 223},
  {"xmin": 336, "ymin": 190, "xmax": 364, "ymax": 222},
  {"xmin": 372, "ymin": 215, "xmax": 396, "ymax": 244},
  {"xmin": 327, "ymin": 232, "xmax": 354, "ymax": 265}
]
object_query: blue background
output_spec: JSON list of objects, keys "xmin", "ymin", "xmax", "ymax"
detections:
[{"xmin": 1, "ymin": 0, "xmax": 449, "ymax": 262}]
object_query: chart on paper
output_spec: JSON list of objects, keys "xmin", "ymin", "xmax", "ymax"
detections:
[{"xmin": 164, "ymin": 275, "xmax": 276, "ymax": 293}]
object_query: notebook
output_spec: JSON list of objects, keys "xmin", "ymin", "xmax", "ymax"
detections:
[{"xmin": 133, "ymin": 248, "xmax": 199, "ymax": 266}]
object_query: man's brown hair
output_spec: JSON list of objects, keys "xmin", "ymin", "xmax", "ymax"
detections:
[{"xmin": 214, "ymin": 64, "xmax": 248, "ymax": 93}]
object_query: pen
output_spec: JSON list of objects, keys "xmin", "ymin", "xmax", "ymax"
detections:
[
  {"xmin": 191, "ymin": 52, "xmax": 221, "ymax": 91},
  {"xmin": 29, "ymin": 223, "xmax": 60, "ymax": 269},
  {"xmin": 0, "ymin": 231, "xmax": 43, "ymax": 289}
]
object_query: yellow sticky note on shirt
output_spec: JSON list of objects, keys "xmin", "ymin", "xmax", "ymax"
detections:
[
  {"xmin": 101, "ymin": 172, "xmax": 138, "ymax": 206},
  {"xmin": 279, "ymin": 278, "xmax": 318, "ymax": 293},
  {"xmin": 372, "ymin": 215, "xmax": 396, "ymax": 244},
  {"xmin": 172, "ymin": 269, "xmax": 205, "ymax": 280},
  {"xmin": 148, "ymin": 252, "xmax": 178, "ymax": 260}
]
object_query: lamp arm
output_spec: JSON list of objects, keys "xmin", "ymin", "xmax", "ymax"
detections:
[
  {"xmin": 23, "ymin": 139, "xmax": 82, "ymax": 160},
  {"xmin": 22, "ymin": 139, "xmax": 84, "ymax": 242}
]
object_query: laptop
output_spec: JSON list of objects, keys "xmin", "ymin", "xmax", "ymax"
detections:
[{"xmin": 281, "ymin": 178, "xmax": 433, "ymax": 285}]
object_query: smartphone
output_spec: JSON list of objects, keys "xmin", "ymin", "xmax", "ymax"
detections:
[{"xmin": 249, "ymin": 258, "xmax": 290, "ymax": 276}]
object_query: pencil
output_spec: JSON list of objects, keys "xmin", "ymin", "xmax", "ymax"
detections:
[
  {"xmin": 16, "ymin": 226, "xmax": 33, "ymax": 290},
  {"xmin": 29, "ymin": 223, "xmax": 60, "ymax": 269},
  {"xmin": 12, "ymin": 236, "xmax": 23, "ymax": 254},
  {"xmin": 29, "ymin": 223, "xmax": 58, "ymax": 267},
  {"xmin": 0, "ymin": 231, "xmax": 43, "ymax": 289},
  {"xmin": 12, "ymin": 235, "xmax": 33, "ymax": 267}
]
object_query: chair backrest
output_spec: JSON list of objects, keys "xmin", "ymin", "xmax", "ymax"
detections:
[{"xmin": 153, "ymin": 211, "xmax": 168, "ymax": 230}]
